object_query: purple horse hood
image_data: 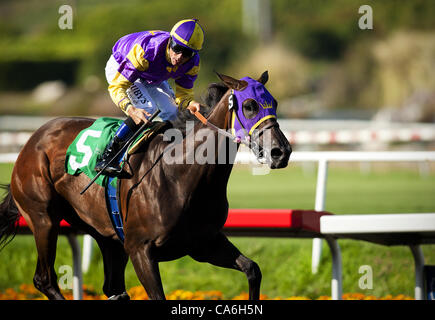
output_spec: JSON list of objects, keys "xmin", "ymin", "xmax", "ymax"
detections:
[{"xmin": 231, "ymin": 77, "xmax": 277, "ymax": 140}]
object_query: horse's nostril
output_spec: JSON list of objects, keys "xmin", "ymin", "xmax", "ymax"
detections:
[{"xmin": 271, "ymin": 147, "xmax": 283, "ymax": 160}]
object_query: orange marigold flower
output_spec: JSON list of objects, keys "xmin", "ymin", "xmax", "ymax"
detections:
[
  {"xmin": 232, "ymin": 292, "xmax": 250, "ymax": 300},
  {"xmin": 180, "ymin": 291, "xmax": 194, "ymax": 300},
  {"xmin": 0, "ymin": 285, "xmax": 416, "ymax": 301},
  {"xmin": 128, "ymin": 286, "xmax": 149, "ymax": 300},
  {"xmin": 287, "ymin": 296, "xmax": 311, "ymax": 300}
]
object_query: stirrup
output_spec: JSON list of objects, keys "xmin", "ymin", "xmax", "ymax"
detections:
[
  {"xmin": 95, "ymin": 160, "xmax": 123, "ymax": 176},
  {"xmin": 94, "ymin": 137, "xmax": 124, "ymax": 175}
]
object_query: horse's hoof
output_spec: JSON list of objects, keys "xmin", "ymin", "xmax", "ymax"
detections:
[{"xmin": 108, "ymin": 292, "xmax": 130, "ymax": 300}]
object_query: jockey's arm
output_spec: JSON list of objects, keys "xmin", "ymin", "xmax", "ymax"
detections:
[
  {"xmin": 108, "ymin": 45, "xmax": 151, "ymax": 124},
  {"xmin": 108, "ymin": 74, "xmax": 150, "ymax": 124},
  {"xmin": 107, "ymin": 72, "xmax": 133, "ymax": 114},
  {"xmin": 175, "ymin": 64, "xmax": 201, "ymax": 113}
]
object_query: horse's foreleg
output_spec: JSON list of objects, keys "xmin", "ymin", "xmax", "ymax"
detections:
[
  {"xmin": 128, "ymin": 241, "xmax": 166, "ymax": 300},
  {"xmin": 235, "ymin": 254, "xmax": 262, "ymax": 300},
  {"xmin": 190, "ymin": 232, "xmax": 262, "ymax": 300}
]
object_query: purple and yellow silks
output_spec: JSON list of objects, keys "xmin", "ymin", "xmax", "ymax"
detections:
[{"xmin": 109, "ymin": 31, "xmax": 200, "ymax": 113}]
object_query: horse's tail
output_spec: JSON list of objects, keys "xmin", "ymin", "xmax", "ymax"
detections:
[{"xmin": 0, "ymin": 184, "xmax": 19, "ymax": 250}]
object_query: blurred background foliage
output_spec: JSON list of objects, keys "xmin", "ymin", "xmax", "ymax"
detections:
[{"xmin": 0, "ymin": 0, "xmax": 434, "ymax": 120}]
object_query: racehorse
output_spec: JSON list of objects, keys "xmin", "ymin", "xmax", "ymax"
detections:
[{"xmin": 0, "ymin": 72, "xmax": 291, "ymax": 300}]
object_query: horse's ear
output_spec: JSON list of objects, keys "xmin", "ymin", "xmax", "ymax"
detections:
[
  {"xmin": 258, "ymin": 71, "xmax": 269, "ymax": 85},
  {"xmin": 214, "ymin": 71, "xmax": 248, "ymax": 91}
]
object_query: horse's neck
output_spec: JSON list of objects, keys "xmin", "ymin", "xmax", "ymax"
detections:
[
  {"xmin": 193, "ymin": 90, "xmax": 237, "ymax": 165},
  {"xmin": 132, "ymin": 92, "xmax": 236, "ymax": 208},
  {"xmin": 204, "ymin": 90, "xmax": 231, "ymax": 129},
  {"xmin": 173, "ymin": 90, "xmax": 236, "ymax": 187}
]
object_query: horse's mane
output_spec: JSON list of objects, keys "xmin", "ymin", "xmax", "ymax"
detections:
[{"xmin": 169, "ymin": 82, "xmax": 229, "ymax": 135}]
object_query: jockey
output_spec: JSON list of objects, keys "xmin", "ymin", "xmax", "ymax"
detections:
[{"xmin": 95, "ymin": 19, "xmax": 204, "ymax": 175}]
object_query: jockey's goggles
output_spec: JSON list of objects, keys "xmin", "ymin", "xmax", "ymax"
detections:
[{"xmin": 169, "ymin": 38, "xmax": 195, "ymax": 58}]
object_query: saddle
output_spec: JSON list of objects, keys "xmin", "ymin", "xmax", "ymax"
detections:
[{"xmin": 127, "ymin": 121, "xmax": 170, "ymax": 155}]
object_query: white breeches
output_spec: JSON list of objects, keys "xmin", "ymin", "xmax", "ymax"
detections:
[{"xmin": 105, "ymin": 55, "xmax": 178, "ymax": 121}]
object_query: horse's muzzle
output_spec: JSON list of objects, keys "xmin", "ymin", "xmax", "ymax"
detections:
[
  {"xmin": 269, "ymin": 143, "xmax": 291, "ymax": 169},
  {"xmin": 265, "ymin": 125, "xmax": 292, "ymax": 169},
  {"xmin": 251, "ymin": 120, "xmax": 292, "ymax": 169},
  {"xmin": 251, "ymin": 136, "xmax": 291, "ymax": 169}
]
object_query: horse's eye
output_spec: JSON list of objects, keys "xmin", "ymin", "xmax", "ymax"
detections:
[{"xmin": 242, "ymin": 99, "xmax": 259, "ymax": 119}]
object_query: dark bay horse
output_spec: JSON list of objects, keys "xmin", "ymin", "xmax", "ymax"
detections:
[{"xmin": 0, "ymin": 72, "xmax": 291, "ymax": 300}]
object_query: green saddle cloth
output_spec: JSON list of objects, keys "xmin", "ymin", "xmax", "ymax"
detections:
[{"xmin": 65, "ymin": 117, "xmax": 152, "ymax": 187}]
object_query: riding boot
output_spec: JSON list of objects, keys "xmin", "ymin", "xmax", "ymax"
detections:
[
  {"xmin": 94, "ymin": 135, "xmax": 125, "ymax": 175},
  {"xmin": 94, "ymin": 118, "xmax": 138, "ymax": 176}
]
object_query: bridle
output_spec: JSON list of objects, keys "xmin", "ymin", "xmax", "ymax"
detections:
[{"xmin": 192, "ymin": 92, "xmax": 280, "ymax": 157}]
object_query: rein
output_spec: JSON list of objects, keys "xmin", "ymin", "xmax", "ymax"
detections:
[
  {"xmin": 193, "ymin": 110, "xmax": 251, "ymax": 147},
  {"xmin": 192, "ymin": 108, "xmax": 280, "ymax": 149}
]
